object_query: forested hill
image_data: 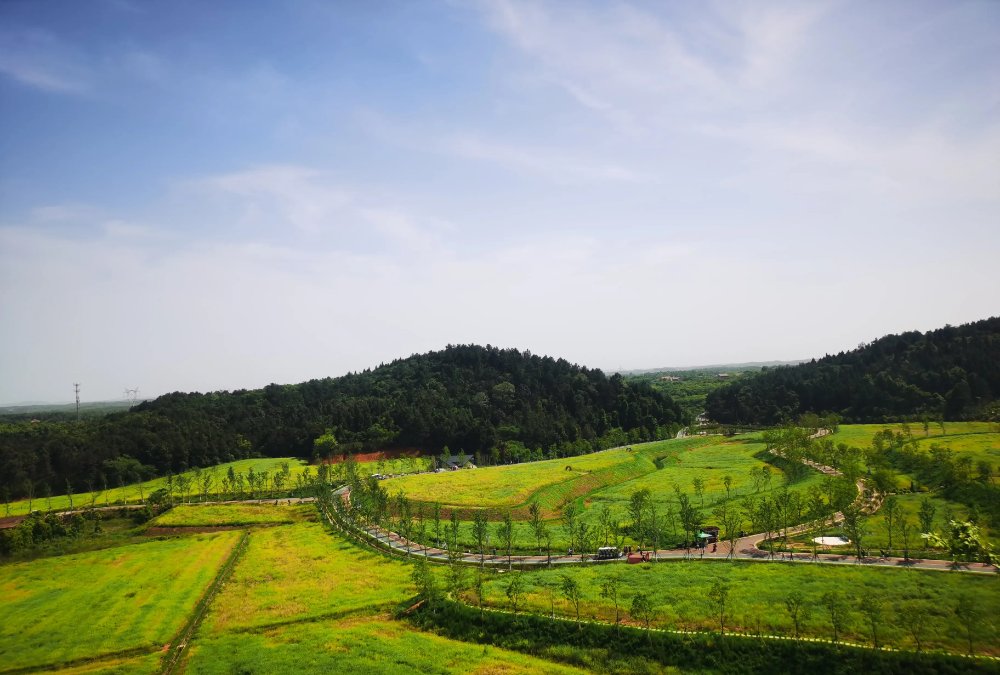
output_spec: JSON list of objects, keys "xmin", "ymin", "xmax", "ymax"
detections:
[
  {"xmin": 1, "ymin": 345, "xmax": 685, "ymax": 499},
  {"xmin": 705, "ymin": 317, "xmax": 1000, "ymax": 425}
]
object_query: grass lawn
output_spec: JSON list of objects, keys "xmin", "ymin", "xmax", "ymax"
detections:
[
  {"xmin": 201, "ymin": 521, "xmax": 413, "ymax": 634},
  {"xmin": 4, "ymin": 458, "xmax": 311, "ymax": 517},
  {"xmin": 475, "ymin": 559, "xmax": 1000, "ymax": 656},
  {"xmin": 183, "ymin": 616, "xmax": 590, "ymax": 675},
  {"xmin": 151, "ymin": 503, "xmax": 315, "ymax": 527},
  {"xmin": 0, "ymin": 531, "xmax": 241, "ymax": 672},
  {"xmin": 828, "ymin": 422, "xmax": 998, "ymax": 450}
]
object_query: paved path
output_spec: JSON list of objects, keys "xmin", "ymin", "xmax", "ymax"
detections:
[{"xmin": 328, "ymin": 486, "xmax": 997, "ymax": 575}]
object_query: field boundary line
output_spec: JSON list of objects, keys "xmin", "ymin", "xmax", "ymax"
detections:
[
  {"xmin": 0, "ymin": 646, "xmax": 154, "ymax": 675},
  {"xmin": 159, "ymin": 529, "xmax": 250, "ymax": 675}
]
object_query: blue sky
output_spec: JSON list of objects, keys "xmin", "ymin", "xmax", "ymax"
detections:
[{"xmin": 1, "ymin": 0, "xmax": 998, "ymax": 403}]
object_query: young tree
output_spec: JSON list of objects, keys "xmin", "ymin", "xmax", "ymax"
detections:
[
  {"xmin": 859, "ymin": 594, "xmax": 885, "ymax": 649},
  {"xmin": 722, "ymin": 474, "xmax": 733, "ymax": 501},
  {"xmin": 898, "ymin": 515, "xmax": 914, "ymax": 561},
  {"xmin": 784, "ymin": 591, "xmax": 811, "ymax": 638},
  {"xmin": 496, "ymin": 509, "xmax": 515, "ymax": 571},
  {"xmin": 432, "ymin": 502, "xmax": 443, "ymax": 548},
  {"xmin": 473, "ymin": 567, "xmax": 487, "ymax": 617},
  {"xmin": 529, "ymin": 501, "xmax": 544, "ymax": 553},
  {"xmin": 841, "ymin": 504, "xmax": 866, "ymax": 561},
  {"xmin": 561, "ymin": 501, "xmax": 579, "ymax": 552},
  {"xmin": 472, "ymin": 509, "xmax": 490, "ymax": 566},
  {"xmin": 882, "ymin": 495, "xmax": 900, "ymax": 553},
  {"xmin": 505, "ymin": 571, "xmax": 525, "ymax": 615},
  {"xmin": 630, "ymin": 592, "xmax": 657, "ymax": 643},
  {"xmin": 954, "ymin": 594, "xmax": 981, "ymax": 656},
  {"xmin": 560, "ymin": 574, "xmax": 582, "ymax": 625},
  {"xmin": 692, "ymin": 476, "xmax": 705, "ymax": 508},
  {"xmin": 411, "ymin": 557, "xmax": 437, "ymax": 607},
  {"xmin": 899, "ymin": 600, "xmax": 929, "ymax": 652},
  {"xmin": 600, "ymin": 574, "xmax": 624, "ymax": 629},
  {"xmin": 628, "ymin": 489, "xmax": 650, "ymax": 550},
  {"xmin": 821, "ymin": 591, "xmax": 849, "ymax": 643},
  {"xmin": 917, "ymin": 497, "xmax": 936, "ymax": 535},
  {"xmin": 448, "ymin": 553, "xmax": 467, "ymax": 601},
  {"xmin": 707, "ymin": 580, "xmax": 731, "ymax": 634}
]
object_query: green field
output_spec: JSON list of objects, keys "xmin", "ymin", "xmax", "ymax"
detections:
[
  {"xmin": 474, "ymin": 560, "xmax": 1000, "ymax": 656},
  {"xmin": 184, "ymin": 516, "xmax": 587, "ymax": 673},
  {"xmin": 827, "ymin": 422, "xmax": 998, "ymax": 451},
  {"xmin": 0, "ymin": 531, "xmax": 240, "ymax": 672},
  {"xmin": 4, "ymin": 457, "xmax": 310, "ymax": 516},
  {"xmin": 152, "ymin": 503, "xmax": 315, "ymax": 527}
]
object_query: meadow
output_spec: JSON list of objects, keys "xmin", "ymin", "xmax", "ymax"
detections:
[
  {"xmin": 826, "ymin": 421, "xmax": 998, "ymax": 451},
  {"xmin": 183, "ymin": 513, "xmax": 588, "ymax": 673},
  {"xmin": 474, "ymin": 559, "xmax": 1000, "ymax": 656},
  {"xmin": 151, "ymin": 503, "xmax": 315, "ymax": 527},
  {"xmin": 4, "ymin": 457, "xmax": 310, "ymax": 516},
  {"xmin": 0, "ymin": 531, "xmax": 240, "ymax": 672}
]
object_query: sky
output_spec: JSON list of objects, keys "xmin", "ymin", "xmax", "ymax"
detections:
[{"xmin": 1, "ymin": 0, "xmax": 998, "ymax": 404}]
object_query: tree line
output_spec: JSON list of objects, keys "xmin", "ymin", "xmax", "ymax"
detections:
[
  {"xmin": 0, "ymin": 345, "xmax": 686, "ymax": 500},
  {"xmin": 706, "ymin": 317, "xmax": 1000, "ymax": 425}
]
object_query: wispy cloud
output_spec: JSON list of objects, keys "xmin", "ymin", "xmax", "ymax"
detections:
[{"xmin": 0, "ymin": 29, "xmax": 91, "ymax": 93}]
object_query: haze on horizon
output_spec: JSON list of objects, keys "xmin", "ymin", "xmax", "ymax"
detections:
[{"xmin": 1, "ymin": 0, "xmax": 998, "ymax": 405}]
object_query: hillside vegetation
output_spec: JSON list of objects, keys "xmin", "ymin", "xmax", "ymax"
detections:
[
  {"xmin": 0, "ymin": 345, "xmax": 684, "ymax": 500},
  {"xmin": 706, "ymin": 317, "xmax": 1000, "ymax": 425}
]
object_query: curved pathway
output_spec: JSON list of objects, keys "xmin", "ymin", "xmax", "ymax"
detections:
[{"xmin": 326, "ymin": 486, "xmax": 997, "ymax": 575}]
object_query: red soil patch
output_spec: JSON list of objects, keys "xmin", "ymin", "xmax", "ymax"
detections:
[
  {"xmin": 0, "ymin": 516, "xmax": 24, "ymax": 530},
  {"xmin": 324, "ymin": 447, "xmax": 425, "ymax": 464},
  {"xmin": 145, "ymin": 525, "xmax": 243, "ymax": 535}
]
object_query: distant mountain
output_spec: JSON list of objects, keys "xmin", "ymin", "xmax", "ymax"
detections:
[
  {"xmin": 0, "ymin": 345, "xmax": 685, "ymax": 499},
  {"xmin": 706, "ymin": 317, "xmax": 1000, "ymax": 425},
  {"xmin": 618, "ymin": 360, "xmax": 806, "ymax": 376}
]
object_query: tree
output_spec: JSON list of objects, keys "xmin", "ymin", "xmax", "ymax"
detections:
[
  {"xmin": 600, "ymin": 574, "xmax": 623, "ymax": 629},
  {"xmin": 707, "ymin": 580, "xmax": 730, "ymax": 634},
  {"xmin": 560, "ymin": 574, "xmax": 582, "ymax": 625},
  {"xmin": 954, "ymin": 594, "xmax": 981, "ymax": 656},
  {"xmin": 917, "ymin": 497, "xmax": 936, "ymax": 534},
  {"xmin": 472, "ymin": 509, "xmax": 489, "ymax": 566},
  {"xmin": 528, "ymin": 501, "xmax": 544, "ymax": 553},
  {"xmin": 505, "ymin": 572, "xmax": 525, "ymax": 615},
  {"xmin": 722, "ymin": 474, "xmax": 733, "ymax": 501},
  {"xmin": 630, "ymin": 592, "xmax": 656, "ymax": 643},
  {"xmin": 410, "ymin": 557, "xmax": 437, "ymax": 606},
  {"xmin": 473, "ymin": 567, "xmax": 487, "ymax": 617},
  {"xmin": 784, "ymin": 591, "xmax": 810, "ymax": 638},
  {"xmin": 561, "ymin": 501, "xmax": 579, "ymax": 552},
  {"xmin": 881, "ymin": 495, "xmax": 900, "ymax": 552},
  {"xmin": 898, "ymin": 515, "xmax": 914, "ymax": 561},
  {"xmin": 628, "ymin": 489, "xmax": 650, "ymax": 550},
  {"xmin": 899, "ymin": 600, "xmax": 929, "ymax": 652},
  {"xmin": 448, "ymin": 554, "xmax": 467, "ymax": 601},
  {"xmin": 859, "ymin": 594, "xmax": 885, "ymax": 649},
  {"xmin": 821, "ymin": 591, "xmax": 849, "ymax": 643},
  {"xmin": 432, "ymin": 502, "xmax": 443, "ymax": 547},
  {"xmin": 841, "ymin": 504, "xmax": 866, "ymax": 561},
  {"xmin": 692, "ymin": 476, "xmax": 705, "ymax": 508},
  {"xmin": 496, "ymin": 509, "xmax": 515, "ymax": 571},
  {"xmin": 923, "ymin": 519, "xmax": 999, "ymax": 565}
]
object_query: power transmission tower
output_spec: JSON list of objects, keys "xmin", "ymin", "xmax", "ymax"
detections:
[
  {"xmin": 124, "ymin": 387, "xmax": 140, "ymax": 408},
  {"xmin": 73, "ymin": 383, "xmax": 81, "ymax": 420}
]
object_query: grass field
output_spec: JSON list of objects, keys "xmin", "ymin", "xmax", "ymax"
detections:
[
  {"xmin": 152, "ymin": 503, "xmax": 315, "ymax": 527},
  {"xmin": 827, "ymin": 422, "xmax": 998, "ymax": 450},
  {"xmin": 201, "ymin": 521, "xmax": 413, "ymax": 633},
  {"xmin": 474, "ymin": 559, "xmax": 1000, "ymax": 656},
  {"xmin": 183, "ymin": 616, "xmax": 590, "ymax": 674},
  {"xmin": 4, "ymin": 457, "xmax": 310, "ymax": 516},
  {"xmin": 185, "ymin": 517, "xmax": 588, "ymax": 673},
  {"xmin": 0, "ymin": 531, "xmax": 240, "ymax": 672}
]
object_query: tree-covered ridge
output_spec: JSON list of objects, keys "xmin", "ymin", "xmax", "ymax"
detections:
[
  {"xmin": 706, "ymin": 317, "xmax": 1000, "ymax": 425},
  {"xmin": 0, "ymin": 345, "xmax": 685, "ymax": 500}
]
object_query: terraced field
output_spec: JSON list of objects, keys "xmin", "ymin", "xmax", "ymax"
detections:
[
  {"xmin": 0, "ymin": 532, "xmax": 241, "ymax": 673},
  {"xmin": 4, "ymin": 457, "xmax": 311, "ymax": 516},
  {"xmin": 152, "ymin": 503, "xmax": 315, "ymax": 527}
]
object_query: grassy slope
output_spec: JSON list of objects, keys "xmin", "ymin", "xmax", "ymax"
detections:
[
  {"xmin": 0, "ymin": 532, "xmax": 240, "ymax": 672},
  {"xmin": 4, "ymin": 458, "xmax": 310, "ymax": 516},
  {"xmin": 476, "ymin": 560, "xmax": 1000, "ymax": 656},
  {"xmin": 152, "ymin": 503, "xmax": 314, "ymax": 527},
  {"xmin": 183, "ymin": 520, "xmax": 587, "ymax": 674}
]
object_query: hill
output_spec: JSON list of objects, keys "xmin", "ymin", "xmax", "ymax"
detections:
[
  {"xmin": 706, "ymin": 317, "xmax": 1000, "ymax": 425},
  {"xmin": 0, "ymin": 345, "xmax": 684, "ymax": 500}
]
